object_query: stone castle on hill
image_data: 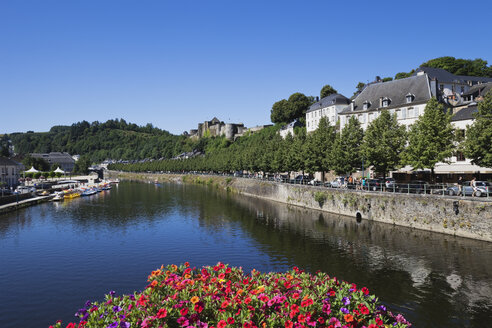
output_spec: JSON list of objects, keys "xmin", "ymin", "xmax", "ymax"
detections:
[{"xmin": 185, "ymin": 117, "xmax": 246, "ymax": 140}]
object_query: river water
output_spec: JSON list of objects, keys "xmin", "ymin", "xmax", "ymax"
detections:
[{"xmin": 0, "ymin": 181, "xmax": 491, "ymax": 328}]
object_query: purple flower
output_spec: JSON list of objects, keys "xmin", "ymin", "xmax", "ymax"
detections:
[
  {"xmin": 120, "ymin": 322, "xmax": 130, "ymax": 328},
  {"xmin": 129, "ymin": 295, "xmax": 135, "ymax": 301},
  {"xmin": 113, "ymin": 305, "xmax": 122, "ymax": 313},
  {"xmin": 106, "ymin": 322, "xmax": 118, "ymax": 328},
  {"xmin": 340, "ymin": 307, "xmax": 349, "ymax": 314},
  {"xmin": 377, "ymin": 305, "xmax": 387, "ymax": 312},
  {"xmin": 342, "ymin": 297, "xmax": 350, "ymax": 306},
  {"xmin": 85, "ymin": 300, "xmax": 92, "ymax": 308},
  {"xmin": 196, "ymin": 322, "xmax": 208, "ymax": 328},
  {"xmin": 109, "ymin": 291, "xmax": 116, "ymax": 296}
]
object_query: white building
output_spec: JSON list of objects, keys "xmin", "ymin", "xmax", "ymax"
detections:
[
  {"xmin": 306, "ymin": 94, "xmax": 350, "ymax": 133},
  {"xmin": 279, "ymin": 120, "xmax": 302, "ymax": 139},
  {"xmin": 0, "ymin": 157, "xmax": 22, "ymax": 188},
  {"xmin": 339, "ymin": 73, "xmax": 432, "ymax": 131}
]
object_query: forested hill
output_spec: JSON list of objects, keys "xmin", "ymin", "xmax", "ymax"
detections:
[{"xmin": 8, "ymin": 119, "xmax": 195, "ymax": 162}]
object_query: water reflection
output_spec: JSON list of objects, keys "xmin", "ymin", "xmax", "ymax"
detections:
[{"xmin": 0, "ymin": 181, "xmax": 490, "ymax": 328}]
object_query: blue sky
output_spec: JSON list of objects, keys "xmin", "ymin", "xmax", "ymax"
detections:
[{"xmin": 1, "ymin": 0, "xmax": 491, "ymax": 135}]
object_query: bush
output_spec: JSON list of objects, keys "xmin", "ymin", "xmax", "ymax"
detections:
[
  {"xmin": 314, "ymin": 191, "xmax": 327, "ymax": 207},
  {"xmin": 51, "ymin": 263, "xmax": 411, "ymax": 328}
]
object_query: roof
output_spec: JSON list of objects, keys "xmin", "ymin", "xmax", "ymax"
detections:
[
  {"xmin": 416, "ymin": 67, "xmax": 492, "ymax": 84},
  {"xmin": 339, "ymin": 74, "xmax": 432, "ymax": 114},
  {"xmin": 451, "ymin": 106, "xmax": 477, "ymax": 122},
  {"xmin": 0, "ymin": 157, "xmax": 20, "ymax": 166},
  {"xmin": 462, "ymin": 82, "xmax": 492, "ymax": 96},
  {"xmin": 280, "ymin": 119, "xmax": 302, "ymax": 130},
  {"xmin": 307, "ymin": 94, "xmax": 350, "ymax": 113},
  {"xmin": 30, "ymin": 152, "xmax": 75, "ymax": 164}
]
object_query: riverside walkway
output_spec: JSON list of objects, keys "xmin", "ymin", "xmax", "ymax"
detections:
[{"xmin": 0, "ymin": 195, "xmax": 53, "ymax": 215}]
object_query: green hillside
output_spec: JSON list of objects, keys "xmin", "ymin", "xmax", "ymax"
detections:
[{"xmin": 8, "ymin": 119, "xmax": 196, "ymax": 162}]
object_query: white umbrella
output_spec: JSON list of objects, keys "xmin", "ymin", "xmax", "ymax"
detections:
[
  {"xmin": 25, "ymin": 166, "xmax": 39, "ymax": 173},
  {"xmin": 54, "ymin": 167, "xmax": 65, "ymax": 173}
]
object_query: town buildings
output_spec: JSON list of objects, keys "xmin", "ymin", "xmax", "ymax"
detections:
[
  {"xmin": 0, "ymin": 157, "xmax": 23, "ymax": 188},
  {"xmin": 30, "ymin": 152, "xmax": 75, "ymax": 172},
  {"xmin": 308, "ymin": 67, "xmax": 492, "ymax": 180},
  {"xmin": 306, "ymin": 94, "xmax": 350, "ymax": 132},
  {"xmin": 187, "ymin": 117, "xmax": 246, "ymax": 140}
]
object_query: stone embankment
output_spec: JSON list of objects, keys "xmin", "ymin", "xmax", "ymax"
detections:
[{"xmin": 108, "ymin": 171, "xmax": 492, "ymax": 242}]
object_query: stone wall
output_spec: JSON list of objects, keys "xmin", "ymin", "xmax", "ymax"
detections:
[{"xmin": 107, "ymin": 171, "xmax": 492, "ymax": 242}]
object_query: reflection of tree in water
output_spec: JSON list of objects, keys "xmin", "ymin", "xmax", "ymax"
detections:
[{"xmin": 179, "ymin": 183, "xmax": 492, "ymax": 328}]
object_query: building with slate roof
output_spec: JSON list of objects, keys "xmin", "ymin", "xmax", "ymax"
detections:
[
  {"xmin": 30, "ymin": 152, "xmax": 75, "ymax": 172},
  {"xmin": 306, "ymin": 94, "xmax": 350, "ymax": 133},
  {"xmin": 414, "ymin": 67, "xmax": 492, "ymax": 106},
  {"xmin": 0, "ymin": 157, "xmax": 22, "ymax": 188},
  {"xmin": 279, "ymin": 120, "xmax": 303, "ymax": 139},
  {"xmin": 339, "ymin": 73, "xmax": 432, "ymax": 130}
]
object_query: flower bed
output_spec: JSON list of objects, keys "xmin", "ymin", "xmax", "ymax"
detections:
[{"xmin": 51, "ymin": 263, "xmax": 411, "ymax": 328}]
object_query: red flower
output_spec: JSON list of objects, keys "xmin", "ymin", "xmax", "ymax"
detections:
[
  {"xmin": 66, "ymin": 324, "xmax": 76, "ymax": 328},
  {"xmin": 194, "ymin": 302, "xmax": 204, "ymax": 313},
  {"xmin": 217, "ymin": 320, "xmax": 227, "ymax": 328},
  {"xmin": 227, "ymin": 317, "xmax": 235, "ymax": 324},
  {"xmin": 244, "ymin": 297, "xmax": 252, "ymax": 304},
  {"xmin": 221, "ymin": 300, "xmax": 229, "ymax": 308},
  {"xmin": 184, "ymin": 262, "xmax": 190, "ymax": 267},
  {"xmin": 157, "ymin": 308, "xmax": 168, "ymax": 318},
  {"xmin": 361, "ymin": 287, "xmax": 369, "ymax": 295},
  {"xmin": 285, "ymin": 321, "xmax": 293, "ymax": 328},
  {"xmin": 218, "ymin": 273, "xmax": 226, "ymax": 279},
  {"xmin": 317, "ymin": 317, "xmax": 325, "ymax": 324},
  {"xmin": 297, "ymin": 314, "xmax": 306, "ymax": 323}
]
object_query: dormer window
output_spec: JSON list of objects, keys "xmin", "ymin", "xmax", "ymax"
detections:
[
  {"xmin": 406, "ymin": 93, "xmax": 414, "ymax": 103},
  {"xmin": 382, "ymin": 97, "xmax": 390, "ymax": 107},
  {"xmin": 363, "ymin": 101, "xmax": 370, "ymax": 110}
]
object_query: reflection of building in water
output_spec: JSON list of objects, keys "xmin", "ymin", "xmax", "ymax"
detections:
[{"xmin": 225, "ymin": 190, "xmax": 492, "ymax": 310}]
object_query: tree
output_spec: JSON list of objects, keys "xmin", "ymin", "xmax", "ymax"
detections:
[
  {"xmin": 464, "ymin": 92, "xmax": 492, "ymax": 167},
  {"xmin": 74, "ymin": 155, "xmax": 92, "ymax": 174},
  {"xmin": 421, "ymin": 56, "xmax": 492, "ymax": 77},
  {"xmin": 361, "ymin": 111, "xmax": 407, "ymax": 177},
  {"xmin": 403, "ymin": 98, "xmax": 455, "ymax": 179},
  {"xmin": 270, "ymin": 99, "xmax": 292, "ymax": 124},
  {"xmin": 330, "ymin": 116, "xmax": 364, "ymax": 175},
  {"xmin": 286, "ymin": 128, "xmax": 307, "ymax": 173},
  {"xmin": 304, "ymin": 118, "xmax": 336, "ymax": 181},
  {"xmin": 320, "ymin": 85, "xmax": 338, "ymax": 99},
  {"xmin": 0, "ymin": 135, "xmax": 10, "ymax": 157},
  {"xmin": 352, "ymin": 82, "xmax": 366, "ymax": 98},
  {"xmin": 270, "ymin": 93, "xmax": 311, "ymax": 125}
]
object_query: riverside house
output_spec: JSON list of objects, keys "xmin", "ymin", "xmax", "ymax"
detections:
[{"xmin": 0, "ymin": 157, "xmax": 22, "ymax": 188}]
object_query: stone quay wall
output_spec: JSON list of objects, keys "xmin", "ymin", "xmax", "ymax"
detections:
[{"xmin": 107, "ymin": 171, "xmax": 492, "ymax": 242}]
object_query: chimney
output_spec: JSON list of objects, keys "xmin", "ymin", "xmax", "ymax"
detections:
[
  {"xmin": 316, "ymin": 96, "xmax": 319, "ymax": 102},
  {"xmin": 350, "ymin": 101, "xmax": 354, "ymax": 111},
  {"xmin": 379, "ymin": 97, "xmax": 383, "ymax": 107}
]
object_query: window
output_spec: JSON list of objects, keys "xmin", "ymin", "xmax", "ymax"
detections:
[
  {"xmin": 401, "ymin": 108, "xmax": 406, "ymax": 119},
  {"xmin": 406, "ymin": 94, "xmax": 414, "ymax": 103},
  {"xmin": 363, "ymin": 101, "xmax": 370, "ymax": 110},
  {"xmin": 358, "ymin": 114, "xmax": 365, "ymax": 123},
  {"xmin": 408, "ymin": 108, "xmax": 413, "ymax": 118},
  {"xmin": 396, "ymin": 110, "xmax": 401, "ymax": 119},
  {"xmin": 439, "ymin": 84, "xmax": 444, "ymax": 91},
  {"xmin": 369, "ymin": 113, "xmax": 374, "ymax": 122},
  {"xmin": 382, "ymin": 100, "xmax": 389, "ymax": 107}
]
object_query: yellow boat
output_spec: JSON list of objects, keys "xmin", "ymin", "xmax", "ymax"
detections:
[{"xmin": 64, "ymin": 190, "xmax": 81, "ymax": 199}]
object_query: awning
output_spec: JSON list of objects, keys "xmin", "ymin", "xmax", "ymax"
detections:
[
  {"xmin": 25, "ymin": 166, "xmax": 39, "ymax": 173},
  {"xmin": 54, "ymin": 167, "xmax": 65, "ymax": 173}
]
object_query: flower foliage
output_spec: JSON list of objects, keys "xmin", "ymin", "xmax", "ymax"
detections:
[{"xmin": 51, "ymin": 263, "xmax": 411, "ymax": 328}]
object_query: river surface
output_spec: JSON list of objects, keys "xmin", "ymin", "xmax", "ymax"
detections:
[{"xmin": 0, "ymin": 181, "xmax": 491, "ymax": 328}]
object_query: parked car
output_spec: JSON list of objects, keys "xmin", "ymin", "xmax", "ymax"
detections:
[
  {"xmin": 290, "ymin": 175, "xmax": 308, "ymax": 184},
  {"xmin": 15, "ymin": 186, "xmax": 36, "ymax": 194},
  {"xmin": 398, "ymin": 180, "xmax": 430, "ymax": 194},
  {"xmin": 385, "ymin": 178, "xmax": 397, "ymax": 191},
  {"xmin": 308, "ymin": 179, "xmax": 321, "ymax": 186},
  {"xmin": 447, "ymin": 181, "xmax": 491, "ymax": 197},
  {"xmin": 366, "ymin": 178, "xmax": 384, "ymax": 191},
  {"xmin": 329, "ymin": 177, "xmax": 345, "ymax": 188}
]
